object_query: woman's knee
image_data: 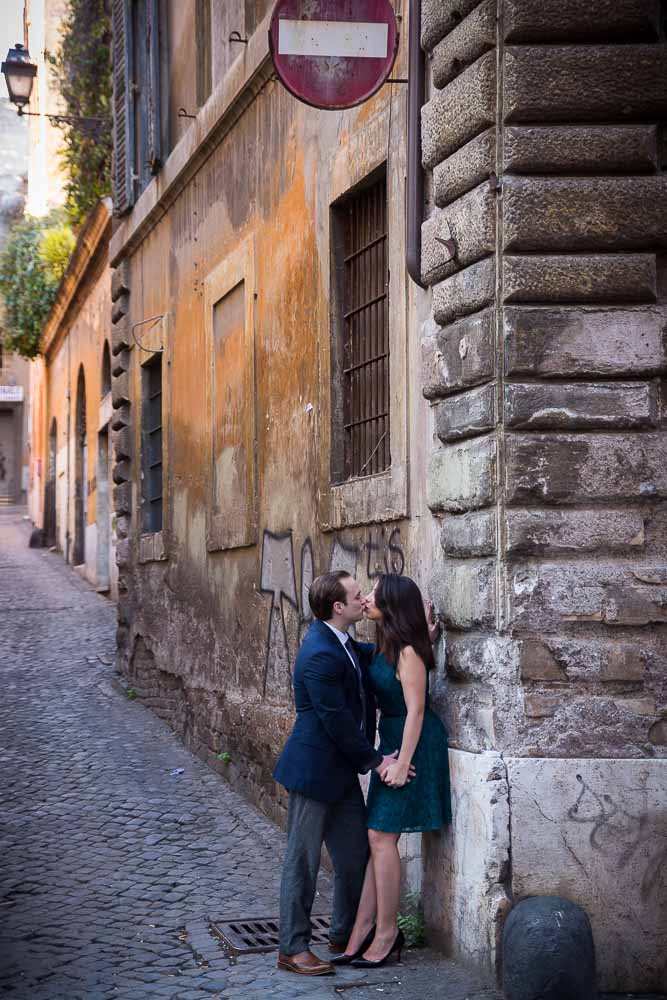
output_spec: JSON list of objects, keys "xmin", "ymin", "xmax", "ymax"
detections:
[{"xmin": 368, "ymin": 829, "xmax": 398, "ymax": 853}]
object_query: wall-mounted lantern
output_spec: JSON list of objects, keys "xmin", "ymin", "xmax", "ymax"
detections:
[
  {"xmin": 2, "ymin": 42, "xmax": 108, "ymax": 136},
  {"xmin": 1, "ymin": 43, "xmax": 37, "ymax": 112}
]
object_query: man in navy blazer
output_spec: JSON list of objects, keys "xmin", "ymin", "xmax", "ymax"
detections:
[{"xmin": 274, "ymin": 571, "xmax": 402, "ymax": 977}]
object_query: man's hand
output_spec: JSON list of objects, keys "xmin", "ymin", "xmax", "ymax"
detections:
[{"xmin": 374, "ymin": 750, "xmax": 415, "ymax": 782}]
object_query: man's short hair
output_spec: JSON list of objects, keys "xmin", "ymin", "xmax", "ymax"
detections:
[{"xmin": 309, "ymin": 571, "xmax": 352, "ymax": 621}]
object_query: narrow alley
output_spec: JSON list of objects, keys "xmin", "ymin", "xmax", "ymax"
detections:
[{"xmin": 0, "ymin": 508, "xmax": 498, "ymax": 1000}]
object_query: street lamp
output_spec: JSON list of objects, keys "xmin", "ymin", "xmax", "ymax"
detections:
[
  {"xmin": 2, "ymin": 42, "xmax": 108, "ymax": 136},
  {"xmin": 1, "ymin": 43, "xmax": 37, "ymax": 112}
]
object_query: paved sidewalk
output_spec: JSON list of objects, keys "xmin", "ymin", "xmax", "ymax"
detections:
[{"xmin": 0, "ymin": 508, "xmax": 500, "ymax": 1000}]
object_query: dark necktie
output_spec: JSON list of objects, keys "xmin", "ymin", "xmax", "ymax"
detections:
[{"xmin": 345, "ymin": 637, "xmax": 366, "ymax": 731}]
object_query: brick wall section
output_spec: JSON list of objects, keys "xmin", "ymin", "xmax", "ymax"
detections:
[{"xmin": 420, "ymin": 0, "xmax": 667, "ymax": 759}]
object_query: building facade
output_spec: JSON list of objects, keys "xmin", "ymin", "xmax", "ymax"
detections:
[
  {"xmin": 21, "ymin": 0, "xmax": 69, "ymax": 529},
  {"xmin": 29, "ymin": 201, "xmax": 118, "ymax": 597},
  {"xmin": 0, "ymin": 98, "xmax": 30, "ymax": 506},
  {"xmin": 23, "ymin": 0, "xmax": 69, "ymax": 218},
  {"xmin": 0, "ymin": 348, "xmax": 30, "ymax": 506},
  {"xmin": 109, "ymin": 0, "xmax": 667, "ymax": 990}
]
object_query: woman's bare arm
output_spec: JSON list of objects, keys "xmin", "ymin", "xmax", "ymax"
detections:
[{"xmin": 382, "ymin": 646, "xmax": 426, "ymax": 788}]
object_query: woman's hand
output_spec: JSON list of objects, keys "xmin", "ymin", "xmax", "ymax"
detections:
[
  {"xmin": 426, "ymin": 600, "xmax": 441, "ymax": 644},
  {"xmin": 382, "ymin": 761, "xmax": 410, "ymax": 788}
]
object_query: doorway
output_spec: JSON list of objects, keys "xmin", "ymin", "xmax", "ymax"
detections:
[
  {"xmin": 0, "ymin": 409, "xmax": 15, "ymax": 504},
  {"xmin": 44, "ymin": 418, "xmax": 57, "ymax": 545},
  {"xmin": 96, "ymin": 426, "xmax": 110, "ymax": 591},
  {"xmin": 73, "ymin": 367, "xmax": 87, "ymax": 565}
]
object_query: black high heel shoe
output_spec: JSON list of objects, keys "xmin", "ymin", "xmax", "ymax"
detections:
[
  {"xmin": 351, "ymin": 928, "xmax": 404, "ymax": 968},
  {"xmin": 330, "ymin": 926, "xmax": 376, "ymax": 966}
]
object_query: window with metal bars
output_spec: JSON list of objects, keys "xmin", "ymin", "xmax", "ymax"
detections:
[
  {"xmin": 331, "ymin": 169, "xmax": 390, "ymax": 483},
  {"xmin": 141, "ymin": 355, "xmax": 163, "ymax": 533}
]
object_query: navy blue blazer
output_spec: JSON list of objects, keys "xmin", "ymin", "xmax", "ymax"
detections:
[{"xmin": 273, "ymin": 619, "xmax": 382, "ymax": 803}]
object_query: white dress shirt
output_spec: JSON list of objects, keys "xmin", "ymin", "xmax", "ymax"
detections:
[{"xmin": 323, "ymin": 621, "xmax": 358, "ymax": 670}]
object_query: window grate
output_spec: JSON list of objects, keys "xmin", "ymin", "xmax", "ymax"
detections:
[
  {"xmin": 141, "ymin": 355, "xmax": 163, "ymax": 533},
  {"xmin": 341, "ymin": 175, "xmax": 390, "ymax": 479}
]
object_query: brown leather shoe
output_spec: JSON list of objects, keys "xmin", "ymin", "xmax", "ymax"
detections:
[
  {"xmin": 277, "ymin": 950, "xmax": 335, "ymax": 975},
  {"xmin": 328, "ymin": 939, "xmax": 346, "ymax": 954}
]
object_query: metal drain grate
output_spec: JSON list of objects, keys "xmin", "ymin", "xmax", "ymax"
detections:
[{"xmin": 211, "ymin": 914, "xmax": 331, "ymax": 954}]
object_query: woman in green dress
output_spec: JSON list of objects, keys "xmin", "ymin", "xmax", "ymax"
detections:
[{"xmin": 332, "ymin": 573, "xmax": 452, "ymax": 969}]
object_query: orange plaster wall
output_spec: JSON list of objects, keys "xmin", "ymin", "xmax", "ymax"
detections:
[{"xmin": 43, "ymin": 254, "xmax": 112, "ymax": 577}]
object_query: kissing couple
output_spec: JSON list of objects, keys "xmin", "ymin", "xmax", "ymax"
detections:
[{"xmin": 273, "ymin": 570, "xmax": 452, "ymax": 976}]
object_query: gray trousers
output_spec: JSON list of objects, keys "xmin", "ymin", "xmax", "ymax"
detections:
[{"xmin": 279, "ymin": 783, "xmax": 369, "ymax": 955}]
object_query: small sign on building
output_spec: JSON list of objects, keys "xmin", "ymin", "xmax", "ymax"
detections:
[
  {"xmin": 269, "ymin": 0, "xmax": 399, "ymax": 110},
  {"xmin": 0, "ymin": 385, "xmax": 24, "ymax": 403}
]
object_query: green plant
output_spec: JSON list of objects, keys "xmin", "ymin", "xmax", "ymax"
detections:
[
  {"xmin": 47, "ymin": 0, "xmax": 112, "ymax": 226},
  {"xmin": 217, "ymin": 752, "xmax": 232, "ymax": 764},
  {"xmin": 397, "ymin": 891, "xmax": 426, "ymax": 948},
  {"xmin": 0, "ymin": 212, "xmax": 74, "ymax": 359},
  {"xmin": 38, "ymin": 223, "xmax": 76, "ymax": 282},
  {"xmin": 126, "ymin": 688, "xmax": 137, "ymax": 700}
]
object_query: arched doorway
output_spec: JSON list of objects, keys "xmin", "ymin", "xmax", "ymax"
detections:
[
  {"xmin": 44, "ymin": 418, "xmax": 57, "ymax": 546},
  {"xmin": 101, "ymin": 341, "xmax": 111, "ymax": 397},
  {"xmin": 73, "ymin": 367, "xmax": 87, "ymax": 565}
]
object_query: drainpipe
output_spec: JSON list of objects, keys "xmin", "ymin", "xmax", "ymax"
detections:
[{"xmin": 406, "ymin": 0, "xmax": 426, "ymax": 289}]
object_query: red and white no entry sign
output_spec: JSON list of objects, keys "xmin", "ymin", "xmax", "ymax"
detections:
[{"xmin": 269, "ymin": 0, "xmax": 399, "ymax": 111}]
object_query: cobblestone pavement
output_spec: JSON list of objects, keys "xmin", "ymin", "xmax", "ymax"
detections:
[{"xmin": 0, "ymin": 508, "xmax": 501, "ymax": 1000}]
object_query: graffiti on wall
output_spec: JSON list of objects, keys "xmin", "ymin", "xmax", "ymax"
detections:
[
  {"xmin": 363, "ymin": 526, "xmax": 405, "ymax": 578},
  {"xmin": 259, "ymin": 526, "xmax": 406, "ymax": 699},
  {"xmin": 259, "ymin": 531, "xmax": 298, "ymax": 699},
  {"xmin": 567, "ymin": 773, "xmax": 667, "ymax": 908}
]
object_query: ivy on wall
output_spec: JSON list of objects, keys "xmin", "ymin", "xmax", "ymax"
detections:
[
  {"xmin": 48, "ymin": 0, "xmax": 112, "ymax": 226},
  {"xmin": 0, "ymin": 213, "xmax": 75, "ymax": 359}
]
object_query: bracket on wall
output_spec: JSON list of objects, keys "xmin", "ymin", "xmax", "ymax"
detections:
[
  {"xmin": 178, "ymin": 107, "xmax": 196, "ymax": 119},
  {"xmin": 132, "ymin": 314, "xmax": 165, "ymax": 353},
  {"xmin": 435, "ymin": 219, "xmax": 457, "ymax": 261},
  {"xmin": 229, "ymin": 31, "xmax": 248, "ymax": 44}
]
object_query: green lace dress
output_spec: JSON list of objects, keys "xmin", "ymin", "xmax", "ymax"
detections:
[{"xmin": 366, "ymin": 652, "xmax": 452, "ymax": 833}]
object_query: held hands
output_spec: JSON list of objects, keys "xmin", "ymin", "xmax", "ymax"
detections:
[
  {"xmin": 382, "ymin": 761, "xmax": 411, "ymax": 788},
  {"xmin": 374, "ymin": 749, "xmax": 415, "ymax": 787},
  {"xmin": 426, "ymin": 600, "xmax": 441, "ymax": 644}
]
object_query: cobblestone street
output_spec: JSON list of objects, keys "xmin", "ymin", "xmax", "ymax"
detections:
[{"xmin": 0, "ymin": 509, "xmax": 501, "ymax": 1000}]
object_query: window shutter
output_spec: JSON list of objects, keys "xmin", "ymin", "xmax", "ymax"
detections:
[
  {"xmin": 111, "ymin": 0, "xmax": 134, "ymax": 215},
  {"xmin": 146, "ymin": 0, "xmax": 162, "ymax": 175}
]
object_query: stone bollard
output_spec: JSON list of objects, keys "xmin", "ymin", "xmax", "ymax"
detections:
[
  {"xmin": 502, "ymin": 896, "xmax": 597, "ymax": 1000},
  {"xmin": 28, "ymin": 528, "xmax": 45, "ymax": 548}
]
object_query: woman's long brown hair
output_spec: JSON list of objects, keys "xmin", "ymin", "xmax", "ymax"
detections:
[{"xmin": 374, "ymin": 574, "xmax": 435, "ymax": 671}]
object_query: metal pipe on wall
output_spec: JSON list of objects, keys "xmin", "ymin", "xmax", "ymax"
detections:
[{"xmin": 406, "ymin": 0, "xmax": 425, "ymax": 289}]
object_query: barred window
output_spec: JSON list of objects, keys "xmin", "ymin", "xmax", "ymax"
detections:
[
  {"xmin": 141, "ymin": 355, "xmax": 163, "ymax": 533},
  {"xmin": 331, "ymin": 169, "xmax": 390, "ymax": 482}
]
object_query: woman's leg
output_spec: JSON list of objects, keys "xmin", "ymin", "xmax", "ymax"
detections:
[
  {"xmin": 362, "ymin": 829, "xmax": 401, "ymax": 960},
  {"xmin": 342, "ymin": 857, "xmax": 377, "ymax": 954}
]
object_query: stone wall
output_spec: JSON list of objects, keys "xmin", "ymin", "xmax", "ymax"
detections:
[
  {"xmin": 107, "ymin": 1, "xmax": 441, "ymax": 837},
  {"xmin": 420, "ymin": 0, "xmax": 667, "ymax": 989}
]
